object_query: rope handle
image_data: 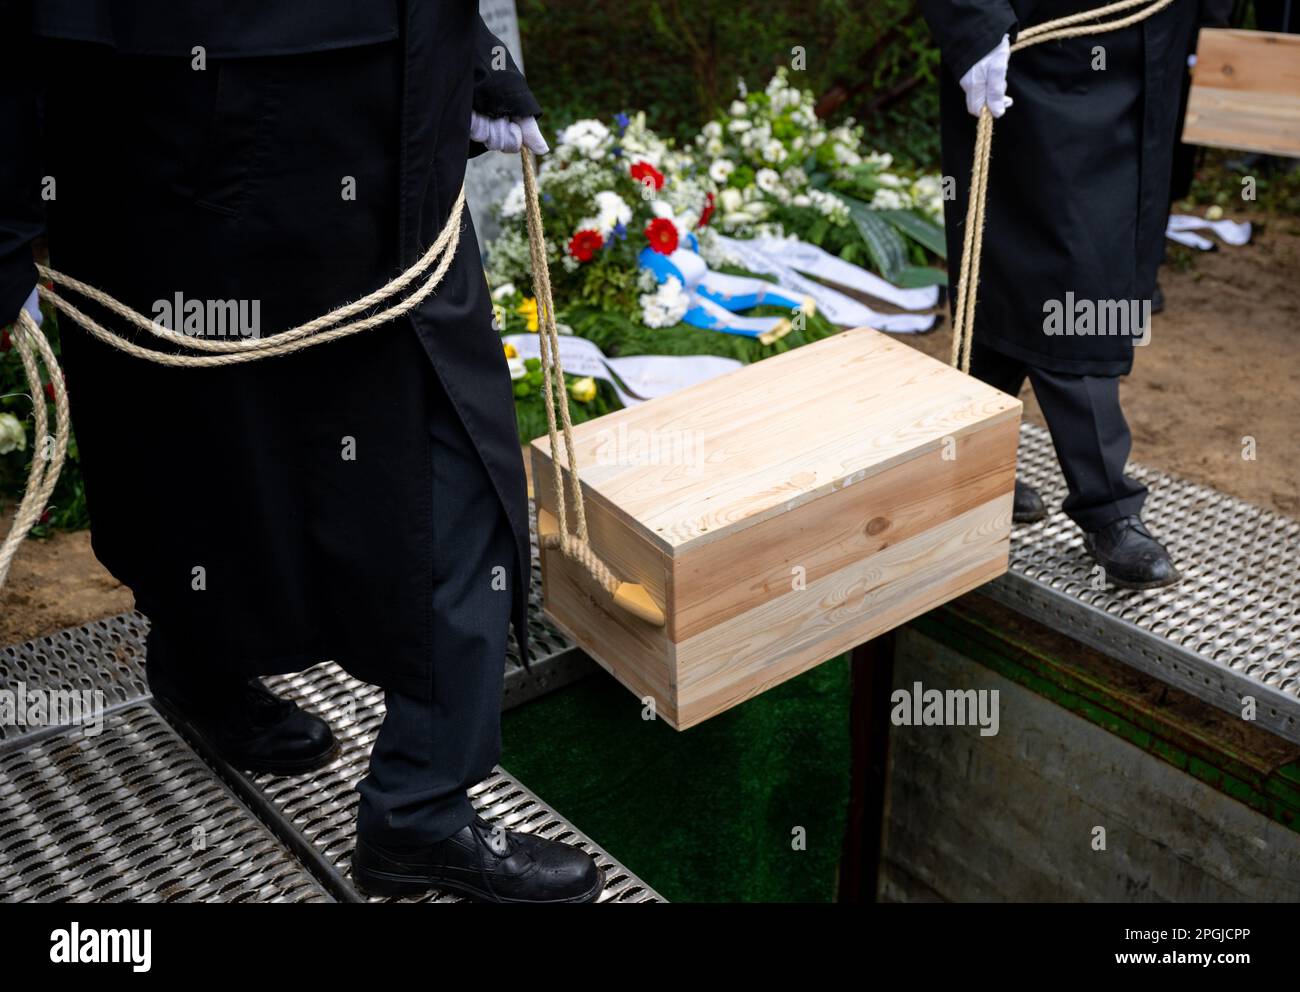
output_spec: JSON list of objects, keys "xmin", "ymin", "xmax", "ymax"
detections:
[
  {"xmin": 949, "ymin": 0, "xmax": 1180, "ymax": 373},
  {"xmin": 520, "ymin": 149, "xmax": 666, "ymax": 627}
]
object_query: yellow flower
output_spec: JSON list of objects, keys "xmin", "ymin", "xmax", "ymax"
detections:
[
  {"xmin": 568, "ymin": 376, "xmax": 597, "ymax": 403},
  {"xmin": 502, "ymin": 341, "xmax": 518, "ymax": 358},
  {"xmin": 516, "ymin": 297, "xmax": 539, "ymax": 332}
]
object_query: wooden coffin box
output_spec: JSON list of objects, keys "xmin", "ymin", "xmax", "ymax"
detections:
[
  {"xmin": 530, "ymin": 327, "xmax": 1022, "ymax": 729},
  {"xmin": 1183, "ymin": 29, "xmax": 1300, "ymax": 158}
]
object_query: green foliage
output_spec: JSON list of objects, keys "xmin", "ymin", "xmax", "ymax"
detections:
[
  {"xmin": 1183, "ymin": 149, "xmax": 1300, "ymax": 219},
  {"xmin": 512, "ymin": 357, "xmax": 618, "ymax": 443},
  {"xmin": 0, "ymin": 304, "xmax": 90, "ymax": 534},
  {"xmin": 564, "ymin": 302, "xmax": 840, "ymax": 363},
  {"xmin": 517, "ymin": 0, "xmax": 943, "ymax": 167}
]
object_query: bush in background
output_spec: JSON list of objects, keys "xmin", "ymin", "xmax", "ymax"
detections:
[{"xmin": 517, "ymin": 0, "xmax": 943, "ymax": 168}]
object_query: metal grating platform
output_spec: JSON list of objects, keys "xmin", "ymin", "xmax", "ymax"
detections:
[
  {"xmin": 233, "ymin": 661, "xmax": 662, "ymax": 903},
  {"xmin": 0, "ymin": 510, "xmax": 656, "ymax": 903},
  {"xmin": 0, "ymin": 612, "xmax": 149, "ymax": 749},
  {"xmin": 0, "ymin": 703, "xmax": 329, "ymax": 902},
  {"xmin": 988, "ymin": 423, "xmax": 1300, "ymax": 744}
]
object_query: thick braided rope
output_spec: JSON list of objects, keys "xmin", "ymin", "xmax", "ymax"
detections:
[
  {"xmin": 519, "ymin": 149, "xmax": 622, "ymax": 597},
  {"xmin": 32, "ymin": 185, "xmax": 466, "ymax": 367},
  {"xmin": 0, "ymin": 310, "xmax": 70, "ymax": 587},
  {"xmin": 1, "ymin": 148, "xmax": 627, "ymax": 604},
  {"xmin": 950, "ymin": 0, "xmax": 1181, "ymax": 373}
]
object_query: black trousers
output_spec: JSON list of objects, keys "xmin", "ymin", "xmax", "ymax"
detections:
[
  {"xmin": 354, "ymin": 364, "xmax": 517, "ymax": 847},
  {"xmin": 147, "ymin": 364, "xmax": 514, "ymax": 847},
  {"xmin": 970, "ymin": 342, "xmax": 1147, "ymax": 532}
]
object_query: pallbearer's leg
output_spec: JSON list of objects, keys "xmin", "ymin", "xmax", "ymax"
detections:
[
  {"xmin": 353, "ymin": 368, "xmax": 602, "ymax": 902},
  {"xmin": 969, "ymin": 341, "xmax": 1045, "ymax": 524},
  {"xmin": 1027, "ymin": 368, "xmax": 1177, "ymax": 589}
]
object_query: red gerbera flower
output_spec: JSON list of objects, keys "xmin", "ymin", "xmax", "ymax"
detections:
[
  {"xmin": 698, "ymin": 191, "xmax": 716, "ymax": 228},
  {"xmin": 568, "ymin": 228, "xmax": 604, "ymax": 263},
  {"xmin": 644, "ymin": 217, "xmax": 679, "ymax": 256},
  {"xmin": 630, "ymin": 160, "xmax": 665, "ymax": 192}
]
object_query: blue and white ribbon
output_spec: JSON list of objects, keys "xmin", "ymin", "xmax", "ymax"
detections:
[{"xmin": 638, "ymin": 240, "xmax": 814, "ymax": 344}]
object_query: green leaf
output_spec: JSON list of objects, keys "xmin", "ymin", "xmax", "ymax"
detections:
[
  {"xmin": 895, "ymin": 265, "xmax": 948, "ymax": 288},
  {"xmin": 835, "ymin": 193, "xmax": 908, "ymax": 282},
  {"xmin": 878, "ymin": 208, "xmax": 947, "ymax": 259}
]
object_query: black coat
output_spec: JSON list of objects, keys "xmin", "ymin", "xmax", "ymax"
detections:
[
  {"xmin": 920, "ymin": 0, "xmax": 1198, "ymax": 375},
  {"xmin": 0, "ymin": 1, "xmax": 541, "ymax": 697}
]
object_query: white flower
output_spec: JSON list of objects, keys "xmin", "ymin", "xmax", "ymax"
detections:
[
  {"xmin": 491, "ymin": 282, "xmax": 516, "ymax": 300},
  {"xmin": 762, "ymin": 139, "xmax": 786, "ymax": 164},
  {"xmin": 727, "ymin": 118, "xmax": 752, "ymax": 134},
  {"xmin": 557, "ymin": 119, "xmax": 610, "ymax": 158},
  {"xmin": 809, "ymin": 189, "xmax": 850, "ymax": 223},
  {"xmin": 729, "ymin": 100, "xmax": 748, "ymax": 117},
  {"xmin": 709, "ymin": 158, "xmax": 736, "ymax": 184},
  {"xmin": 876, "ymin": 172, "xmax": 904, "ymax": 188},
  {"xmin": 718, "ymin": 188, "xmax": 744, "ymax": 213},
  {"xmin": 0, "ymin": 413, "xmax": 26, "ymax": 455},
  {"xmin": 755, "ymin": 168, "xmax": 781, "ymax": 194},
  {"xmin": 702, "ymin": 121, "xmax": 723, "ymax": 139},
  {"xmin": 869, "ymin": 188, "xmax": 907, "ymax": 211},
  {"xmin": 792, "ymin": 193, "xmax": 812, "ymax": 208},
  {"xmin": 592, "ymin": 190, "xmax": 632, "ymax": 235},
  {"xmin": 705, "ymin": 137, "xmax": 724, "ymax": 156},
  {"xmin": 499, "ymin": 182, "xmax": 526, "ymax": 219},
  {"xmin": 507, "ymin": 356, "xmax": 527, "ymax": 380},
  {"xmin": 639, "ymin": 276, "xmax": 690, "ymax": 329}
]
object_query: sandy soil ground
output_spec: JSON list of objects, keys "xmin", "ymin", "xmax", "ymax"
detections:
[{"xmin": 2, "ymin": 215, "xmax": 1295, "ymax": 645}]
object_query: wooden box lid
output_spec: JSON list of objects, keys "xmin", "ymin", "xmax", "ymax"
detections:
[{"xmin": 531, "ymin": 327, "xmax": 1022, "ymax": 553}]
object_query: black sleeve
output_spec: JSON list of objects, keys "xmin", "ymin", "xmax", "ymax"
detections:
[
  {"xmin": 918, "ymin": 0, "xmax": 1019, "ymax": 82},
  {"xmin": 1197, "ymin": 0, "xmax": 1233, "ymax": 27},
  {"xmin": 0, "ymin": 0, "xmax": 43, "ymax": 324},
  {"xmin": 472, "ymin": 14, "xmax": 540, "ymax": 120}
]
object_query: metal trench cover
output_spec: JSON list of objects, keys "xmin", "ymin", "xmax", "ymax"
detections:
[
  {"xmin": 251, "ymin": 661, "xmax": 664, "ymax": 903},
  {"xmin": 991, "ymin": 423, "xmax": 1300, "ymax": 744},
  {"xmin": 0, "ymin": 702, "xmax": 330, "ymax": 902},
  {"xmin": 0, "ymin": 613, "xmax": 150, "ymax": 750}
]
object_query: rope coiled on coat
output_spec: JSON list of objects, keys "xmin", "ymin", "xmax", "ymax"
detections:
[
  {"xmin": 1, "ymin": 150, "xmax": 653, "ymax": 622},
  {"xmin": 950, "ymin": 0, "xmax": 1181, "ymax": 373}
]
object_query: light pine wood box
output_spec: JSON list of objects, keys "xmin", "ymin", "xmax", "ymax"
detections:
[
  {"xmin": 530, "ymin": 328, "xmax": 1021, "ymax": 729},
  {"xmin": 1184, "ymin": 29, "xmax": 1300, "ymax": 158}
]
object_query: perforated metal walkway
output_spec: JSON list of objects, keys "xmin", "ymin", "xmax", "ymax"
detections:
[
  {"xmin": 989, "ymin": 424, "xmax": 1300, "ymax": 745},
  {"xmin": 0, "ymin": 527, "xmax": 659, "ymax": 903}
]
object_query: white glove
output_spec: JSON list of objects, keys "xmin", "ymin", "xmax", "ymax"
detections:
[
  {"xmin": 20, "ymin": 285, "xmax": 41, "ymax": 328},
  {"xmin": 959, "ymin": 35, "xmax": 1014, "ymax": 119},
  {"xmin": 470, "ymin": 112, "xmax": 549, "ymax": 155}
]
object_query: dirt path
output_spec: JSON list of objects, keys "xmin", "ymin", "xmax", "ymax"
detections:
[
  {"xmin": 2, "ymin": 215, "xmax": 1294, "ymax": 645},
  {"xmin": 904, "ymin": 213, "xmax": 1299, "ymax": 517}
]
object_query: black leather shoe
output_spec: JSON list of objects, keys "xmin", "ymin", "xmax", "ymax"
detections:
[
  {"xmin": 1013, "ymin": 479, "xmax": 1048, "ymax": 524},
  {"xmin": 353, "ymin": 816, "xmax": 605, "ymax": 903},
  {"xmin": 154, "ymin": 678, "xmax": 338, "ymax": 775},
  {"xmin": 1083, "ymin": 515, "xmax": 1180, "ymax": 590}
]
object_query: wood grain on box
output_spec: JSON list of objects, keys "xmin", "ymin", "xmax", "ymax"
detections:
[
  {"xmin": 531, "ymin": 327, "xmax": 1022, "ymax": 729},
  {"xmin": 1184, "ymin": 29, "xmax": 1300, "ymax": 157}
]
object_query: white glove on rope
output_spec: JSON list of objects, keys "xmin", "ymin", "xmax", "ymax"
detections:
[
  {"xmin": 20, "ymin": 285, "xmax": 41, "ymax": 328},
  {"xmin": 959, "ymin": 34, "xmax": 1014, "ymax": 119},
  {"xmin": 470, "ymin": 112, "xmax": 549, "ymax": 155}
]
